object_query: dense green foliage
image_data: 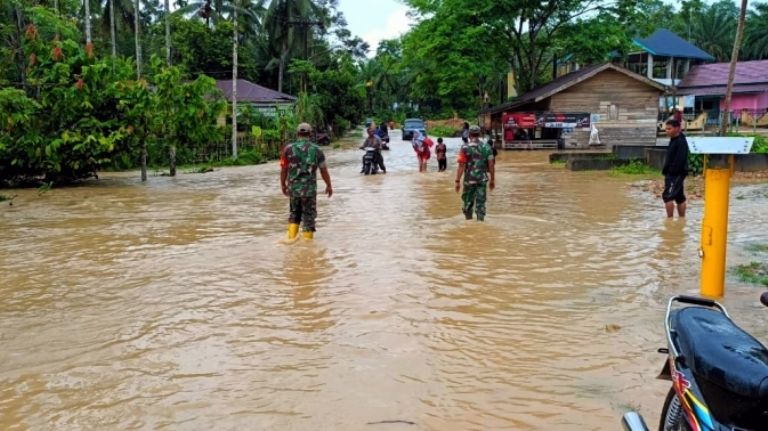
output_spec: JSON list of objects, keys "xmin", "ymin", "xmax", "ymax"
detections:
[{"xmin": 0, "ymin": 7, "xmax": 226, "ymax": 184}]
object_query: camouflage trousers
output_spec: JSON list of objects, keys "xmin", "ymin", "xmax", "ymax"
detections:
[
  {"xmin": 462, "ymin": 182, "xmax": 487, "ymax": 221},
  {"xmin": 289, "ymin": 195, "xmax": 318, "ymax": 231}
]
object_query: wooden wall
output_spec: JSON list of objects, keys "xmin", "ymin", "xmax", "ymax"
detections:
[{"xmin": 549, "ymin": 70, "xmax": 661, "ymax": 147}]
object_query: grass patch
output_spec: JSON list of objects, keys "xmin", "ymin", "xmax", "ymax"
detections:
[
  {"xmin": 0, "ymin": 194, "xmax": 12, "ymax": 202},
  {"xmin": 427, "ymin": 125, "xmax": 458, "ymax": 138},
  {"xmin": 611, "ymin": 160, "xmax": 659, "ymax": 176},
  {"xmin": 746, "ymin": 244, "xmax": 768, "ymax": 253},
  {"xmin": 333, "ymin": 142, "xmax": 342, "ymax": 149},
  {"xmin": 733, "ymin": 262, "xmax": 768, "ymax": 286},
  {"xmin": 551, "ymin": 159, "xmax": 566, "ymax": 166}
]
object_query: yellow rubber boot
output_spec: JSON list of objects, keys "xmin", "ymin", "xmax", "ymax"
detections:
[
  {"xmin": 287, "ymin": 223, "xmax": 300, "ymax": 240},
  {"xmin": 302, "ymin": 231, "xmax": 314, "ymax": 240}
]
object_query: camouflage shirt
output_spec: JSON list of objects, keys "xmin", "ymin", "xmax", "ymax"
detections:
[
  {"xmin": 457, "ymin": 140, "xmax": 494, "ymax": 184},
  {"xmin": 280, "ymin": 139, "xmax": 326, "ymax": 198}
]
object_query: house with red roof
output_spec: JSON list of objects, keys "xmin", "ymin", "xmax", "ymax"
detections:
[{"xmin": 677, "ymin": 60, "xmax": 768, "ymax": 125}]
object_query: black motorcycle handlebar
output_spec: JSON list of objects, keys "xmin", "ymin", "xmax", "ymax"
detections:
[{"xmin": 674, "ymin": 295, "xmax": 717, "ymax": 307}]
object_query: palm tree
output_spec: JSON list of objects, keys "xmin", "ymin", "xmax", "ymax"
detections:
[
  {"xmin": 231, "ymin": 0, "xmax": 238, "ymax": 159},
  {"xmin": 164, "ymin": 0, "xmax": 170, "ymax": 65},
  {"xmin": 100, "ymin": 0, "xmax": 135, "ymax": 59},
  {"xmin": 109, "ymin": 0, "xmax": 116, "ymax": 58},
  {"xmin": 689, "ymin": 2, "xmax": 739, "ymax": 62},
  {"xmin": 84, "ymin": 0, "xmax": 93, "ymax": 52},
  {"xmin": 175, "ymin": 0, "xmax": 226, "ymax": 26},
  {"xmin": 264, "ymin": 0, "xmax": 322, "ymax": 93},
  {"xmin": 744, "ymin": 3, "xmax": 768, "ymax": 60},
  {"xmin": 134, "ymin": 0, "xmax": 141, "ymax": 79},
  {"xmin": 721, "ymin": 0, "xmax": 749, "ymax": 136}
]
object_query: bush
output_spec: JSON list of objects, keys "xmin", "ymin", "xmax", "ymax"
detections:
[
  {"xmin": 612, "ymin": 160, "xmax": 659, "ymax": 175},
  {"xmin": 688, "ymin": 153, "xmax": 704, "ymax": 176},
  {"xmin": 428, "ymin": 125, "xmax": 458, "ymax": 137}
]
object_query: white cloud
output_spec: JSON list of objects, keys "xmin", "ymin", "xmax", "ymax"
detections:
[{"xmin": 361, "ymin": 6, "xmax": 412, "ymax": 56}]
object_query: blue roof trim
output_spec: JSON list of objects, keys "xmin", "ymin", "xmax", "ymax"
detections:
[
  {"xmin": 632, "ymin": 39, "xmax": 656, "ymax": 55},
  {"xmin": 635, "ymin": 29, "xmax": 714, "ymax": 61}
]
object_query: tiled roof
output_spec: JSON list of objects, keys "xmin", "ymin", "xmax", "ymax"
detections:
[
  {"xmin": 633, "ymin": 29, "xmax": 714, "ymax": 61},
  {"xmin": 482, "ymin": 63, "xmax": 665, "ymax": 115},
  {"xmin": 215, "ymin": 79, "xmax": 296, "ymax": 103},
  {"xmin": 679, "ymin": 60, "xmax": 768, "ymax": 88}
]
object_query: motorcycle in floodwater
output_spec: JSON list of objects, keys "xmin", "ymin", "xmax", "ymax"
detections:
[
  {"xmin": 622, "ymin": 294, "xmax": 768, "ymax": 431},
  {"xmin": 376, "ymin": 130, "xmax": 390, "ymax": 150},
  {"xmin": 361, "ymin": 147, "xmax": 379, "ymax": 175}
]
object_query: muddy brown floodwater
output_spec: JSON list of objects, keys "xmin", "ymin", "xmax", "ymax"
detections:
[{"xmin": 2, "ymin": 133, "xmax": 768, "ymax": 430}]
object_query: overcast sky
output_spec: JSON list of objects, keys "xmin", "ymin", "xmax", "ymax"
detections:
[{"xmin": 336, "ymin": 0, "xmax": 411, "ymax": 56}]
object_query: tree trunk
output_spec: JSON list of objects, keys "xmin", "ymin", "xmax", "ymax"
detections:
[
  {"xmin": 721, "ymin": 0, "xmax": 749, "ymax": 136},
  {"xmin": 134, "ymin": 0, "xmax": 142, "ymax": 79},
  {"xmin": 164, "ymin": 0, "xmax": 171, "ymax": 65},
  {"xmin": 231, "ymin": 2, "xmax": 239, "ymax": 159},
  {"xmin": 110, "ymin": 0, "xmax": 116, "ymax": 59},
  {"xmin": 13, "ymin": 7, "xmax": 26, "ymax": 91},
  {"xmin": 141, "ymin": 140, "xmax": 147, "ymax": 182},
  {"xmin": 169, "ymin": 144, "xmax": 176, "ymax": 176},
  {"xmin": 84, "ymin": 0, "xmax": 92, "ymax": 45},
  {"xmin": 278, "ymin": 39, "xmax": 288, "ymax": 93}
]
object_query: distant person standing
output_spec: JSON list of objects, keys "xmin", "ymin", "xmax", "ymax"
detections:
[
  {"xmin": 280, "ymin": 123, "xmax": 333, "ymax": 240},
  {"xmin": 455, "ymin": 125, "xmax": 495, "ymax": 221},
  {"xmin": 461, "ymin": 122, "xmax": 470, "ymax": 143},
  {"xmin": 435, "ymin": 137, "xmax": 447, "ymax": 172},
  {"xmin": 662, "ymin": 119, "xmax": 689, "ymax": 218},
  {"xmin": 486, "ymin": 132, "xmax": 498, "ymax": 157},
  {"xmin": 412, "ymin": 130, "xmax": 433, "ymax": 172}
]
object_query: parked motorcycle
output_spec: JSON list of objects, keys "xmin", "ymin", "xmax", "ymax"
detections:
[
  {"xmin": 622, "ymin": 293, "xmax": 768, "ymax": 431},
  {"xmin": 361, "ymin": 147, "xmax": 379, "ymax": 175}
]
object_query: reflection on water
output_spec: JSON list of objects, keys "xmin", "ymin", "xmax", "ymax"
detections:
[{"xmin": 2, "ymin": 135, "xmax": 768, "ymax": 430}]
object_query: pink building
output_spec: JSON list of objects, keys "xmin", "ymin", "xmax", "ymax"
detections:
[{"xmin": 678, "ymin": 60, "xmax": 768, "ymax": 118}]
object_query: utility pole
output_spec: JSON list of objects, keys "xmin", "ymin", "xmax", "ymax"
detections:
[{"xmin": 721, "ymin": 0, "xmax": 748, "ymax": 136}]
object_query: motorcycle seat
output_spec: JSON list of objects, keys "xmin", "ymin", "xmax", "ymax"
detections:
[{"xmin": 673, "ymin": 306, "xmax": 768, "ymax": 399}]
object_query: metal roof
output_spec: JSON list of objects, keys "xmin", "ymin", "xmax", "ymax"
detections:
[
  {"xmin": 215, "ymin": 79, "xmax": 296, "ymax": 104},
  {"xmin": 677, "ymin": 83, "xmax": 768, "ymax": 97},
  {"xmin": 633, "ymin": 29, "xmax": 715, "ymax": 61},
  {"xmin": 679, "ymin": 60, "xmax": 768, "ymax": 87}
]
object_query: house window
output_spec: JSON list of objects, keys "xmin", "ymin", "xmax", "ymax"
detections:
[{"xmin": 609, "ymin": 104, "xmax": 619, "ymax": 120}]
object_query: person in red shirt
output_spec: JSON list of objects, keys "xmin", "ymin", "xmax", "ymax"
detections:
[{"xmin": 412, "ymin": 131, "xmax": 433, "ymax": 172}]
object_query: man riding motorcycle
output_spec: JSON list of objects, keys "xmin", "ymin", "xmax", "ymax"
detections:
[{"xmin": 361, "ymin": 128, "xmax": 387, "ymax": 174}]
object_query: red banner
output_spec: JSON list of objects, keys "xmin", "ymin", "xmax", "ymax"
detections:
[{"xmin": 502, "ymin": 112, "xmax": 537, "ymax": 129}]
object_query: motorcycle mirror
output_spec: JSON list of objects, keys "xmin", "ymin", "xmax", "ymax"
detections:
[{"xmin": 761, "ymin": 292, "xmax": 768, "ymax": 308}]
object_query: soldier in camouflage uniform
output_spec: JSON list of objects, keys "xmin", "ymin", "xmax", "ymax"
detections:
[
  {"xmin": 454, "ymin": 125, "xmax": 495, "ymax": 221},
  {"xmin": 280, "ymin": 123, "xmax": 333, "ymax": 240}
]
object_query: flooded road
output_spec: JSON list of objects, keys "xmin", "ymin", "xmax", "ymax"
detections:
[{"xmin": 2, "ymin": 132, "xmax": 768, "ymax": 430}]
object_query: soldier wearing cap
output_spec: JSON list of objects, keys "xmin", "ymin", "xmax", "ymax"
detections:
[
  {"xmin": 455, "ymin": 125, "xmax": 495, "ymax": 221},
  {"xmin": 280, "ymin": 122, "xmax": 333, "ymax": 240}
]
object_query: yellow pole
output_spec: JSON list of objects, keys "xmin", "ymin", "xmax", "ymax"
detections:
[{"xmin": 699, "ymin": 163, "xmax": 733, "ymax": 298}]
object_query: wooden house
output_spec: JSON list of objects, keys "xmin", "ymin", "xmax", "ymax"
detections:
[{"xmin": 481, "ymin": 63, "xmax": 666, "ymax": 149}]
